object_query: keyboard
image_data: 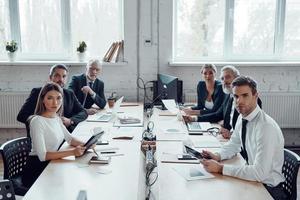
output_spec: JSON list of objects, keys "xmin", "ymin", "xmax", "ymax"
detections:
[{"xmin": 186, "ymin": 122, "xmax": 212, "ymax": 133}]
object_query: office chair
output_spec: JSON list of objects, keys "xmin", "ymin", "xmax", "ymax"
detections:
[
  {"xmin": 0, "ymin": 179, "xmax": 16, "ymax": 200},
  {"xmin": 0, "ymin": 137, "xmax": 31, "ymax": 196},
  {"xmin": 281, "ymin": 149, "xmax": 300, "ymax": 200}
]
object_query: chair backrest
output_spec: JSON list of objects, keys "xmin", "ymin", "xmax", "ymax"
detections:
[
  {"xmin": 0, "ymin": 180, "xmax": 16, "ymax": 200},
  {"xmin": 281, "ymin": 149, "xmax": 300, "ymax": 200},
  {"xmin": 0, "ymin": 137, "xmax": 31, "ymax": 180}
]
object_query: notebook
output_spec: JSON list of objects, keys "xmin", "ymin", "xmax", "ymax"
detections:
[
  {"xmin": 186, "ymin": 122, "xmax": 212, "ymax": 135},
  {"xmin": 87, "ymin": 96, "xmax": 124, "ymax": 122}
]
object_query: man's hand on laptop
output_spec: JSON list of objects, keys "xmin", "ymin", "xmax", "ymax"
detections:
[
  {"xmin": 182, "ymin": 108, "xmax": 200, "ymax": 116},
  {"xmin": 86, "ymin": 108, "xmax": 98, "ymax": 115},
  {"xmin": 182, "ymin": 114, "xmax": 197, "ymax": 123}
]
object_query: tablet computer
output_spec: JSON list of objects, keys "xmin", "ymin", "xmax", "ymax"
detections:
[
  {"xmin": 83, "ymin": 131, "xmax": 104, "ymax": 154},
  {"xmin": 184, "ymin": 145, "xmax": 203, "ymax": 159}
]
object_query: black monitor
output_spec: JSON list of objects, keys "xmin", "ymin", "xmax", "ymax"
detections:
[{"xmin": 156, "ymin": 73, "xmax": 178, "ymax": 104}]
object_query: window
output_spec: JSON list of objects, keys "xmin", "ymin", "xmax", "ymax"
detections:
[
  {"xmin": 0, "ymin": 0, "xmax": 123, "ymax": 61},
  {"xmin": 173, "ymin": 0, "xmax": 300, "ymax": 62}
]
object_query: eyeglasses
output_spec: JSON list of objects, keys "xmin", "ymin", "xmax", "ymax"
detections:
[{"xmin": 206, "ymin": 127, "xmax": 220, "ymax": 137}]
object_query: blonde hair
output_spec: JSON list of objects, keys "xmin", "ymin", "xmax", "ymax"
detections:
[
  {"xmin": 34, "ymin": 82, "xmax": 64, "ymax": 116},
  {"xmin": 201, "ymin": 64, "xmax": 217, "ymax": 74}
]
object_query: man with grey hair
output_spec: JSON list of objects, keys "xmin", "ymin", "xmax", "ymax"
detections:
[
  {"xmin": 68, "ymin": 59, "xmax": 106, "ymax": 115},
  {"xmin": 17, "ymin": 64, "xmax": 88, "ymax": 133},
  {"xmin": 184, "ymin": 65, "xmax": 241, "ymax": 138}
]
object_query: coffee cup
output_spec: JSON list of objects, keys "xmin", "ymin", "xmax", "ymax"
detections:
[{"xmin": 108, "ymin": 98, "xmax": 116, "ymax": 108}]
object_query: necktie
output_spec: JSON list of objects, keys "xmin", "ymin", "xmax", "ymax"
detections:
[
  {"xmin": 241, "ymin": 119, "xmax": 249, "ymax": 164},
  {"xmin": 89, "ymin": 82, "xmax": 93, "ymax": 89}
]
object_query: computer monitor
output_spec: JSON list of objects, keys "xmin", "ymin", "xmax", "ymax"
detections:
[{"xmin": 156, "ymin": 73, "xmax": 178, "ymax": 104}]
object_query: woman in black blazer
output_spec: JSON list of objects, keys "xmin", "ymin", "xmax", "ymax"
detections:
[{"xmin": 184, "ymin": 64, "xmax": 225, "ymax": 115}]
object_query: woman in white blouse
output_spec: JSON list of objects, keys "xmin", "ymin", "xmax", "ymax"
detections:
[{"xmin": 23, "ymin": 82, "xmax": 86, "ymax": 188}]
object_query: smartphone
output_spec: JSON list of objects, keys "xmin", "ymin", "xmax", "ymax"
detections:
[
  {"xmin": 89, "ymin": 156, "xmax": 110, "ymax": 164},
  {"xmin": 96, "ymin": 140, "xmax": 109, "ymax": 145},
  {"xmin": 177, "ymin": 154, "xmax": 197, "ymax": 160}
]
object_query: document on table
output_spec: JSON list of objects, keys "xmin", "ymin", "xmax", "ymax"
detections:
[
  {"xmin": 192, "ymin": 136, "xmax": 221, "ymax": 148},
  {"xmin": 162, "ymin": 99, "xmax": 179, "ymax": 114},
  {"xmin": 173, "ymin": 165, "xmax": 214, "ymax": 181}
]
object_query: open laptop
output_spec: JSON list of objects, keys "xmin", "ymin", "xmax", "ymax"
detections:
[
  {"xmin": 186, "ymin": 122, "xmax": 212, "ymax": 135},
  {"xmin": 87, "ymin": 96, "xmax": 124, "ymax": 122}
]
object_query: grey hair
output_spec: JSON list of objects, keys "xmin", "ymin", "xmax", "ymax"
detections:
[
  {"xmin": 221, "ymin": 65, "xmax": 240, "ymax": 78},
  {"xmin": 86, "ymin": 59, "xmax": 101, "ymax": 69}
]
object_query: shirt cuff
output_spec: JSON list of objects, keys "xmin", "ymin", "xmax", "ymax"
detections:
[
  {"xmin": 91, "ymin": 92, "xmax": 96, "ymax": 99},
  {"xmin": 222, "ymin": 164, "xmax": 234, "ymax": 176}
]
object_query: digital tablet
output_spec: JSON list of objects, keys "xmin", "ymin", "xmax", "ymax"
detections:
[
  {"xmin": 184, "ymin": 145, "xmax": 203, "ymax": 159},
  {"xmin": 83, "ymin": 131, "xmax": 104, "ymax": 154}
]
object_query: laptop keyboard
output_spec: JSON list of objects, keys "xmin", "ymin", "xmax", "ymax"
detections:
[{"xmin": 188, "ymin": 122, "xmax": 202, "ymax": 131}]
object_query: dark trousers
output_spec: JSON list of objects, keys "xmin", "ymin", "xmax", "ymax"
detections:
[
  {"xmin": 264, "ymin": 183, "xmax": 287, "ymax": 200},
  {"xmin": 22, "ymin": 156, "xmax": 49, "ymax": 188}
]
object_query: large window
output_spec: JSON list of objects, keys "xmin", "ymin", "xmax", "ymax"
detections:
[
  {"xmin": 174, "ymin": 0, "xmax": 300, "ymax": 62},
  {"xmin": 0, "ymin": 0, "xmax": 123, "ymax": 61}
]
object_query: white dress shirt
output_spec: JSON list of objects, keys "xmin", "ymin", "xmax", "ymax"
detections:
[
  {"xmin": 30, "ymin": 115, "xmax": 73, "ymax": 161},
  {"xmin": 219, "ymin": 105, "xmax": 285, "ymax": 186}
]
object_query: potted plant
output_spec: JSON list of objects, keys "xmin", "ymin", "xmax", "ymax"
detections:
[
  {"xmin": 76, "ymin": 41, "xmax": 87, "ymax": 62},
  {"xmin": 6, "ymin": 40, "xmax": 18, "ymax": 61}
]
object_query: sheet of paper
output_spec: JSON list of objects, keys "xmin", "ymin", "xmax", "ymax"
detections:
[
  {"xmin": 172, "ymin": 165, "xmax": 214, "ymax": 181},
  {"xmin": 162, "ymin": 99, "xmax": 179, "ymax": 114},
  {"xmin": 192, "ymin": 136, "xmax": 221, "ymax": 148}
]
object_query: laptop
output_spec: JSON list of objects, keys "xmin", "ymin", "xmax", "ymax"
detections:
[
  {"xmin": 186, "ymin": 122, "xmax": 212, "ymax": 135},
  {"xmin": 87, "ymin": 96, "xmax": 124, "ymax": 122}
]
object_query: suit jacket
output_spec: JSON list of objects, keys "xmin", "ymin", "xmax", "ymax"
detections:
[
  {"xmin": 192, "ymin": 80, "xmax": 225, "ymax": 115},
  {"xmin": 198, "ymin": 94, "xmax": 262, "ymax": 131},
  {"xmin": 68, "ymin": 74, "xmax": 106, "ymax": 109},
  {"xmin": 17, "ymin": 87, "xmax": 88, "ymax": 132}
]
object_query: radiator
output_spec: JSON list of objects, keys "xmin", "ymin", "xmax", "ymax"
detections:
[
  {"xmin": 0, "ymin": 92, "xmax": 29, "ymax": 128},
  {"xmin": 184, "ymin": 92, "xmax": 300, "ymax": 128}
]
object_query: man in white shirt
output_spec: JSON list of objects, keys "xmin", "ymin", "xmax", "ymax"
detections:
[{"xmin": 201, "ymin": 76, "xmax": 286, "ymax": 199}]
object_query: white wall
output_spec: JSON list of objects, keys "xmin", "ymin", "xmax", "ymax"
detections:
[{"xmin": 1, "ymin": 0, "xmax": 300, "ymax": 98}]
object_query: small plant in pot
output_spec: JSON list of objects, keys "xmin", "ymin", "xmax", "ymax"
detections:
[
  {"xmin": 6, "ymin": 40, "xmax": 18, "ymax": 61},
  {"xmin": 77, "ymin": 41, "xmax": 87, "ymax": 62}
]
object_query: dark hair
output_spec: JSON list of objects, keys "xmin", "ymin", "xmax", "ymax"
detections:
[
  {"xmin": 232, "ymin": 76, "xmax": 257, "ymax": 94},
  {"xmin": 34, "ymin": 82, "xmax": 64, "ymax": 116},
  {"xmin": 49, "ymin": 64, "xmax": 68, "ymax": 77}
]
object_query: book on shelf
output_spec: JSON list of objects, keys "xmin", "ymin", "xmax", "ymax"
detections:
[
  {"xmin": 102, "ymin": 40, "xmax": 124, "ymax": 63},
  {"xmin": 103, "ymin": 42, "xmax": 115, "ymax": 62}
]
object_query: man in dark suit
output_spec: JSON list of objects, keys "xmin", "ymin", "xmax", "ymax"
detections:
[
  {"xmin": 184, "ymin": 65, "xmax": 262, "ymax": 139},
  {"xmin": 17, "ymin": 64, "xmax": 88, "ymax": 133},
  {"xmin": 184, "ymin": 65, "xmax": 241, "ymax": 139},
  {"xmin": 68, "ymin": 59, "xmax": 106, "ymax": 115}
]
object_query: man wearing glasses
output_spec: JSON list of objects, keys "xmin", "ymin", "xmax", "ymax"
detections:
[{"xmin": 68, "ymin": 59, "xmax": 106, "ymax": 115}]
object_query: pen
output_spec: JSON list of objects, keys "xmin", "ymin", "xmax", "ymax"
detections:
[
  {"xmin": 101, "ymin": 151, "xmax": 116, "ymax": 154},
  {"xmin": 93, "ymin": 149, "xmax": 99, "ymax": 157}
]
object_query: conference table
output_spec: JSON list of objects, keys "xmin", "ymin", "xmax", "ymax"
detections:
[{"xmin": 23, "ymin": 104, "xmax": 272, "ymax": 200}]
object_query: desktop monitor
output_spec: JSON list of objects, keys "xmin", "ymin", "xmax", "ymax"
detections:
[{"xmin": 155, "ymin": 73, "xmax": 179, "ymax": 105}]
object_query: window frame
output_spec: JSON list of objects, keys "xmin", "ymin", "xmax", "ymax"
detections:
[
  {"xmin": 5, "ymin": 0, "xmax": 124, "ymax": 61},
  {"xmin": 172, "ymin": 0, "xmax": 300, "ymax": 62}
]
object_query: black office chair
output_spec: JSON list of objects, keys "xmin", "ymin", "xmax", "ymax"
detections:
[
  {"xmin": 0, "ymin": 137, "xmax": 31, "ymax": 196},
  {"xmin": 0, "ymin": 180, "xmax": 16, "ymax": 200},
  {"xmin": 281, "ymin": 149, "xmax": 300, "ymax": 200}
]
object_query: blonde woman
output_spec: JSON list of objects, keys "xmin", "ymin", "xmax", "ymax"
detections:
[
  {"xmin": 23, "ymin": 82, "xmax": 86, "ymax": 188},
  {"xmin": 184, "ymin": 64, "xmax": 224, "ymax": 116}
]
